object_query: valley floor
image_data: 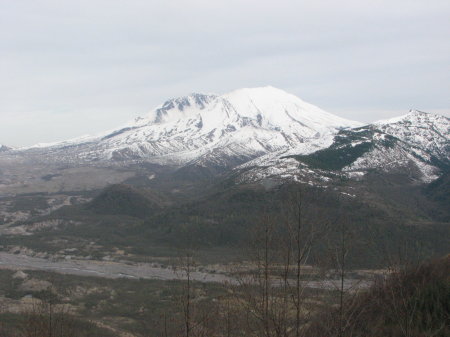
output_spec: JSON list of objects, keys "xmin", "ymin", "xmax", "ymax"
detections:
[{"xmin": 0, "ymin": 252, "xmax": 371, "ymax": 290}]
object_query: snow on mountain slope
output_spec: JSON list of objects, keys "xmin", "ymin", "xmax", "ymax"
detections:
[
  {"xmin": 12, "ymin": 87, "xmax": 361, "ymax": 167},
  {"xmin": 374, "ymin": 110, "xmax": 449, "ymax": 165},
  {"xmin": 236, "ymin": 111, "xmax": 449, "ymax": 184},
  {"xmin": 341, "ymin": 128, "xmax": 442, "ymax": 182}
]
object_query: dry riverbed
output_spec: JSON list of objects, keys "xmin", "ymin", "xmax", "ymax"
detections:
[
  {"xmin": 0, "ymin": 252, "xmax": 232, "ymax": 283},
  {"xmin": 0, "ymin": 252, "xmax": 372, "ymax": 290}
]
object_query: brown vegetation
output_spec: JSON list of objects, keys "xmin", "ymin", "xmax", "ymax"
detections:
[{"xmin": 306, "ymin": 256, "xmax": 450, "ymax": 337}]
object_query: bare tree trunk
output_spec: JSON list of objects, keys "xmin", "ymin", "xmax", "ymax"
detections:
[
  {"xmin": 263, "ymin": 213, "xmax": 271, "ymax": 337},
  {"xmin": 295, "ymin": 189, "xmax": 302, "ymax": 337},
  {"xmin": 281, "ymin": 226, "xmax": 292, "ymax": 337},
  {"xmin": 185, "ymin": 252, "xmax": 192, "ymax": 337},
  {"xmin": 164, "ymin": 312, "xmax": 168, "ymax": 337},
  {"xmin": 338, "ymin": 220, "xmax": 346, "ymax": 337}
]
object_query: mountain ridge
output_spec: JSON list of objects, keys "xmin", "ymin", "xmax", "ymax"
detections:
[
  {"xmin": 8, "ymin": 87, "xmax": 361, "ymax": 167},
  {"xmin": 235, "ymin": 110, "xmax": 449, "ymax": 184},
  {"xmin": 1, "ymin": 88, "xmax": 448, "ymax": 188}
]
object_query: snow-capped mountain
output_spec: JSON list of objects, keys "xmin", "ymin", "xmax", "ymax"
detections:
[
  {"xmin": 237, "ymin": 110, "xmax": 449, "ymax": 184},
  {"xmin": 374, "ymin": 110, "xmax": 449, "ymax": 166},
  {"xmin": 3, "ymin": 87, "xmax": 448, "ymax": 187},
  {"xmin": 13, "ymin": 87, "xmax": 361, "ymax": 167}
]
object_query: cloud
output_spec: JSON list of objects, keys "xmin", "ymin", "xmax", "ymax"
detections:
[{"xmin": 0, "ymin": 0, "xmax": 449, "ymax": 146}]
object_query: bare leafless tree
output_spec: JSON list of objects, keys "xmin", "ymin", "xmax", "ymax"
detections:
[
  {"xmin": 20, "ymin": 298, "xmax": 75, "ymax": 337},
  {"xmin": 227, "ymin": 184, "xmax": 332, "ymax": 337}
]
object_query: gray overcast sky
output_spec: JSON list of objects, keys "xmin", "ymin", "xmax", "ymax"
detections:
[{"xmin": 1, "ymin": 0, "xmax": 449, "ymax": 147}]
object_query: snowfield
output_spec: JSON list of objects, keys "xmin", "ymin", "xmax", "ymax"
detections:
[{"xmin": 2, "ymin": 88, "xmax": 448, "ymax": 184}]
